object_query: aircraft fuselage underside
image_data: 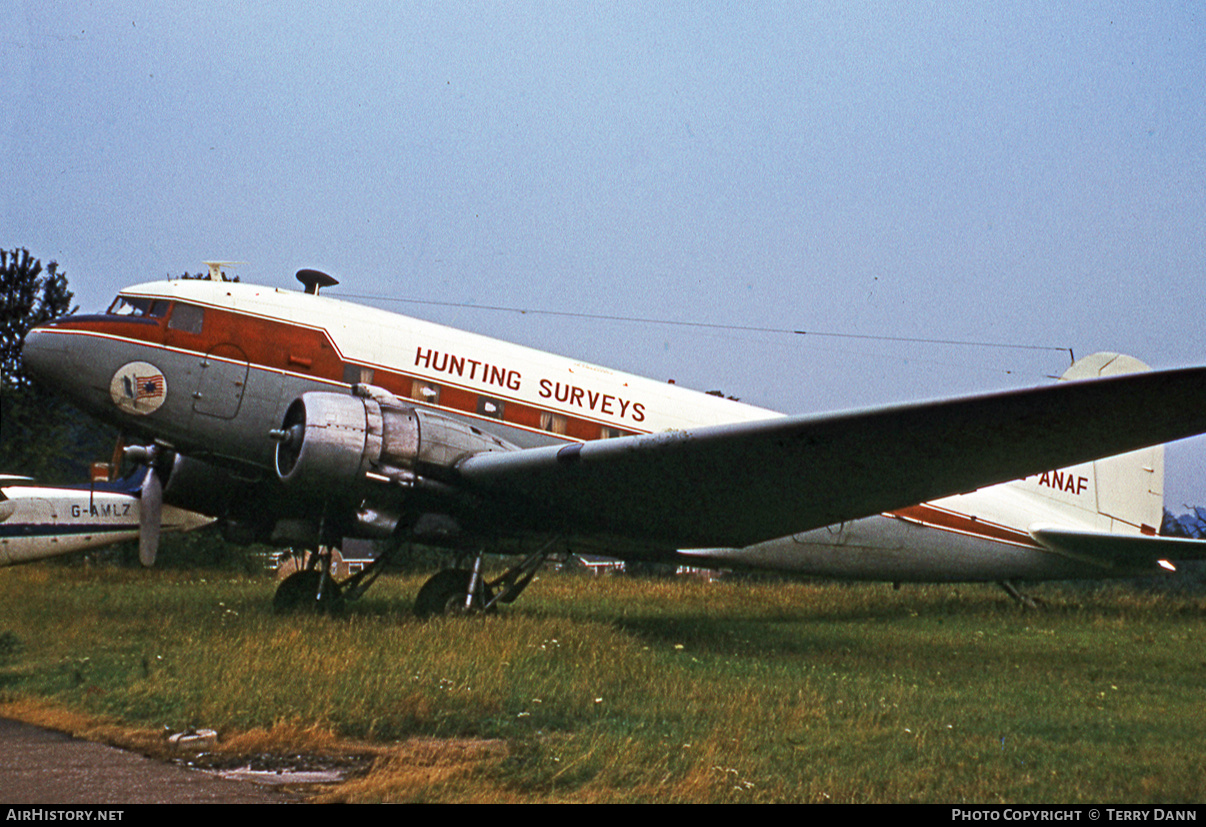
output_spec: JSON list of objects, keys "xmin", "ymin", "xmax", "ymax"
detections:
[{"xmin": 681, "ymin": 514, "xmax": 1143, "ymax": 582}]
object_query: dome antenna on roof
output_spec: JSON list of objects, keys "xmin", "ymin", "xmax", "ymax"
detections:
[
  {"xmin": 202, "ymin": 261, "xmax": 246, "ymax": 281},
  {"xmin": 296, "ymin": 269, "xmax": 339, "ymax": 295}
]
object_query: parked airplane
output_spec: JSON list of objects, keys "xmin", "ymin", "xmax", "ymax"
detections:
[
  {"xmin": 0, "ymin": 470, "xmax": 212, "ymax": 566},
  {"xmin": 19, "ymin": 268, "xmax": 1206, "ymax": 614}
]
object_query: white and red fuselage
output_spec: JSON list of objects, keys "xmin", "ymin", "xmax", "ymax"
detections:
[{"xmin": 22, "ymin": 277, "xmax": 1171, "ymax": 581}]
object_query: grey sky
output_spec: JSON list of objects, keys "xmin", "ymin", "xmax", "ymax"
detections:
[{"xmin": 3, "ymin": 1, "xmax": 1203, "ymax": 505}]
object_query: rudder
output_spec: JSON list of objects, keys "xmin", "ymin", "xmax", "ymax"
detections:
[{"xmin": 1013, "ymin": 353, "xmax": 1164, "ymax": 535}]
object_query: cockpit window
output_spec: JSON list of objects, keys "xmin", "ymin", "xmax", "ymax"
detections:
[
  {"xmin": 106, "ymin": 297, "xmax": 170, "ymax": 318},
  {"xmin": 108, "ymin": 296, "xmax": 147, "ymax": 316}
]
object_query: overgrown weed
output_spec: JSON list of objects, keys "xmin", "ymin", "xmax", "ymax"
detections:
[{"xmin": 0, "ymin": 567, "xmax": 1202, "ymax": 802}]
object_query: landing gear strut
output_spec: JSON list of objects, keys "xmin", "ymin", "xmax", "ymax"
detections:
[
  {"xmin": 270, "ymin": 541, "xmax": 557, "ymax": 619},
  {"xmin": 272, "ymin": 540, "xmax": 400, "ymax": 613},
  {"xmin": 413, "ymin": 569, "xmax": 494, "ymax": 618},
  {"xmin": 998, "ymin": 580, "xmax": 1042, "ymax": 610},
  {"xmin": 413, "ymin": 545, "xmax": 554, "ymax": 619}
]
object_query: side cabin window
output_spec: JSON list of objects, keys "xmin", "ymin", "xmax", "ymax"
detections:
[
  {"xmin": 410, "ymin": 379, "xmax": 440, "ymax": 405},
  {"xmin": 106, "ymin": 296, "xmax": 170, "ymax": 319},
  {"xmin": 343, "ymin": 365, "xmax": 375, "ymax": 386},
  {"xmin": 476, "ymin": 396, "xmax": 505, "ymax": 419},
  {"xmin": 167, "ymin": 302, "xmax": 205, "ymax": 335},
  {"xmin": 540, "ymin": 412, "xmax": 568, "ymax": 435}
]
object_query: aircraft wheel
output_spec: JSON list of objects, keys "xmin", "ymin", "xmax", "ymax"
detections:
[
  {"xmin": 413, "ymin": 569, "xmax": 494, "ymax": 619},
  {"xmin": 273, "ymin": 570, "xmax": 344, "ymax": 614}
]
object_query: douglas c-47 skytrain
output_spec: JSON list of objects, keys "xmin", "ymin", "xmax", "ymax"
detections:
[{"xmin": 20, "ymin": 267, "xmax": 1206, "ymax": 615}]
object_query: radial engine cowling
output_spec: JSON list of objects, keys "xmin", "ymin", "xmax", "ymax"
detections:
[{"xmin": 272, "ymin": 386, "xmax": 515, "ymax": 499}]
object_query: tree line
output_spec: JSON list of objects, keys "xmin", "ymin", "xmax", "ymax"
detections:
[{"xmin": 1, "ymin": 248, "xmax": 116, "ymax": 481}]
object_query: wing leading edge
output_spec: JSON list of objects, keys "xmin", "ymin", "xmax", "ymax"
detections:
[{"xmin": 454, "ymin": 365, "xmax": 1206, "ymax": 550}]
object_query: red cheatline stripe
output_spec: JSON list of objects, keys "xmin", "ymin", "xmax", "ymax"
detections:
[{"xmin": 889, "ymin": 504, "xmax": 1041, "ymax": 548}]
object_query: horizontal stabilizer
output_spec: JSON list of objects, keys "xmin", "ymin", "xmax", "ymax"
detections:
[{"xmin": 1029, "ymin": 524, "xmax": 1206, "ymax": 570}]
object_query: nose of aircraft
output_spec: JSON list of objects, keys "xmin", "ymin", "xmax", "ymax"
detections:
[{"xmin": 20, "ymin": 324, "xmax": 70, "ymax": 387}]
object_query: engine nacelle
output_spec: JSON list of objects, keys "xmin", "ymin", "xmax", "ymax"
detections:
[{"xmin": 272, "ymin": 385, "xmax": 516, "ymax": 502}]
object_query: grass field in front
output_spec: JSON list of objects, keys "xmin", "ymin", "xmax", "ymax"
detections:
[{"xmin": 0, "ymin": 566, "xmax": 1202, "ymax": 803}]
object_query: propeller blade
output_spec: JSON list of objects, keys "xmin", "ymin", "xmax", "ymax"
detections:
[{"xmin": 139, "ymin": 464, "xmax": 163, "ymax": 567}]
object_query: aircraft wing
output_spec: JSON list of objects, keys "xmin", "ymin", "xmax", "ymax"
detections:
[
  {"xmin": 1029, "ymin": 525, "xmax": 1206, "ymax": 570},
  {"xmin": 454, "ymin": 366, "xmax": 1206, "ymax": 549}
]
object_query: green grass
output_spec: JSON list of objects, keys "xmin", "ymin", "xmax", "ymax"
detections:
[{"xmin": 0, "ymin": 566, "xmax": 1203, "ymax": 802}]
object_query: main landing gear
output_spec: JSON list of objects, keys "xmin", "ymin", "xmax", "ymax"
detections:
[
  {"xmin": 271, "ymin": 543, "xmax": 555, "ymax": 619},
  {"xmin": 272, "ymin": 545, "xmax": 389, "ymax": 614},
  {"xmin": 273, "ymin": 568, "xmax": 343, "ymax": 613},
  {"xmin": 413, "ymin": 569, "xmax": 493, "ymax": 618},
  {"xmin": 413, "ymin": 546, "xmax": 552, "ymax": 619}
]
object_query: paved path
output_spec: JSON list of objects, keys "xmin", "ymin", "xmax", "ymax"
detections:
[{"xmin": 0, "ymin": 718, "xmax": 298, "ymax": 804}]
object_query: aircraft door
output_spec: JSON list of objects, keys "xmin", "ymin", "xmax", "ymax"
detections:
[{"xmin": 193, "ymin": 344, "xmax": 250, "ymax": 419}]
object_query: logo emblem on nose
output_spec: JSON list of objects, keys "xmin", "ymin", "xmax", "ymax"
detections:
[{"xmin": 109, "ymin": 361, "xmax": 168, "ymax": 415}]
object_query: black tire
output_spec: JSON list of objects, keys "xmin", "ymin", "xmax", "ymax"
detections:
[
  {"xmin": 413, "ymin": 569, "xmax": 494, "ymax": 619},
  {"xmin": 273, "ymin": 569, "xmax": 344, "ymax": 614}
]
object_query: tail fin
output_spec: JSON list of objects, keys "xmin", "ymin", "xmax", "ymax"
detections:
[{"xmin": 1011, "ymin": 353, "xmax": 1164, "ymax": 535}]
